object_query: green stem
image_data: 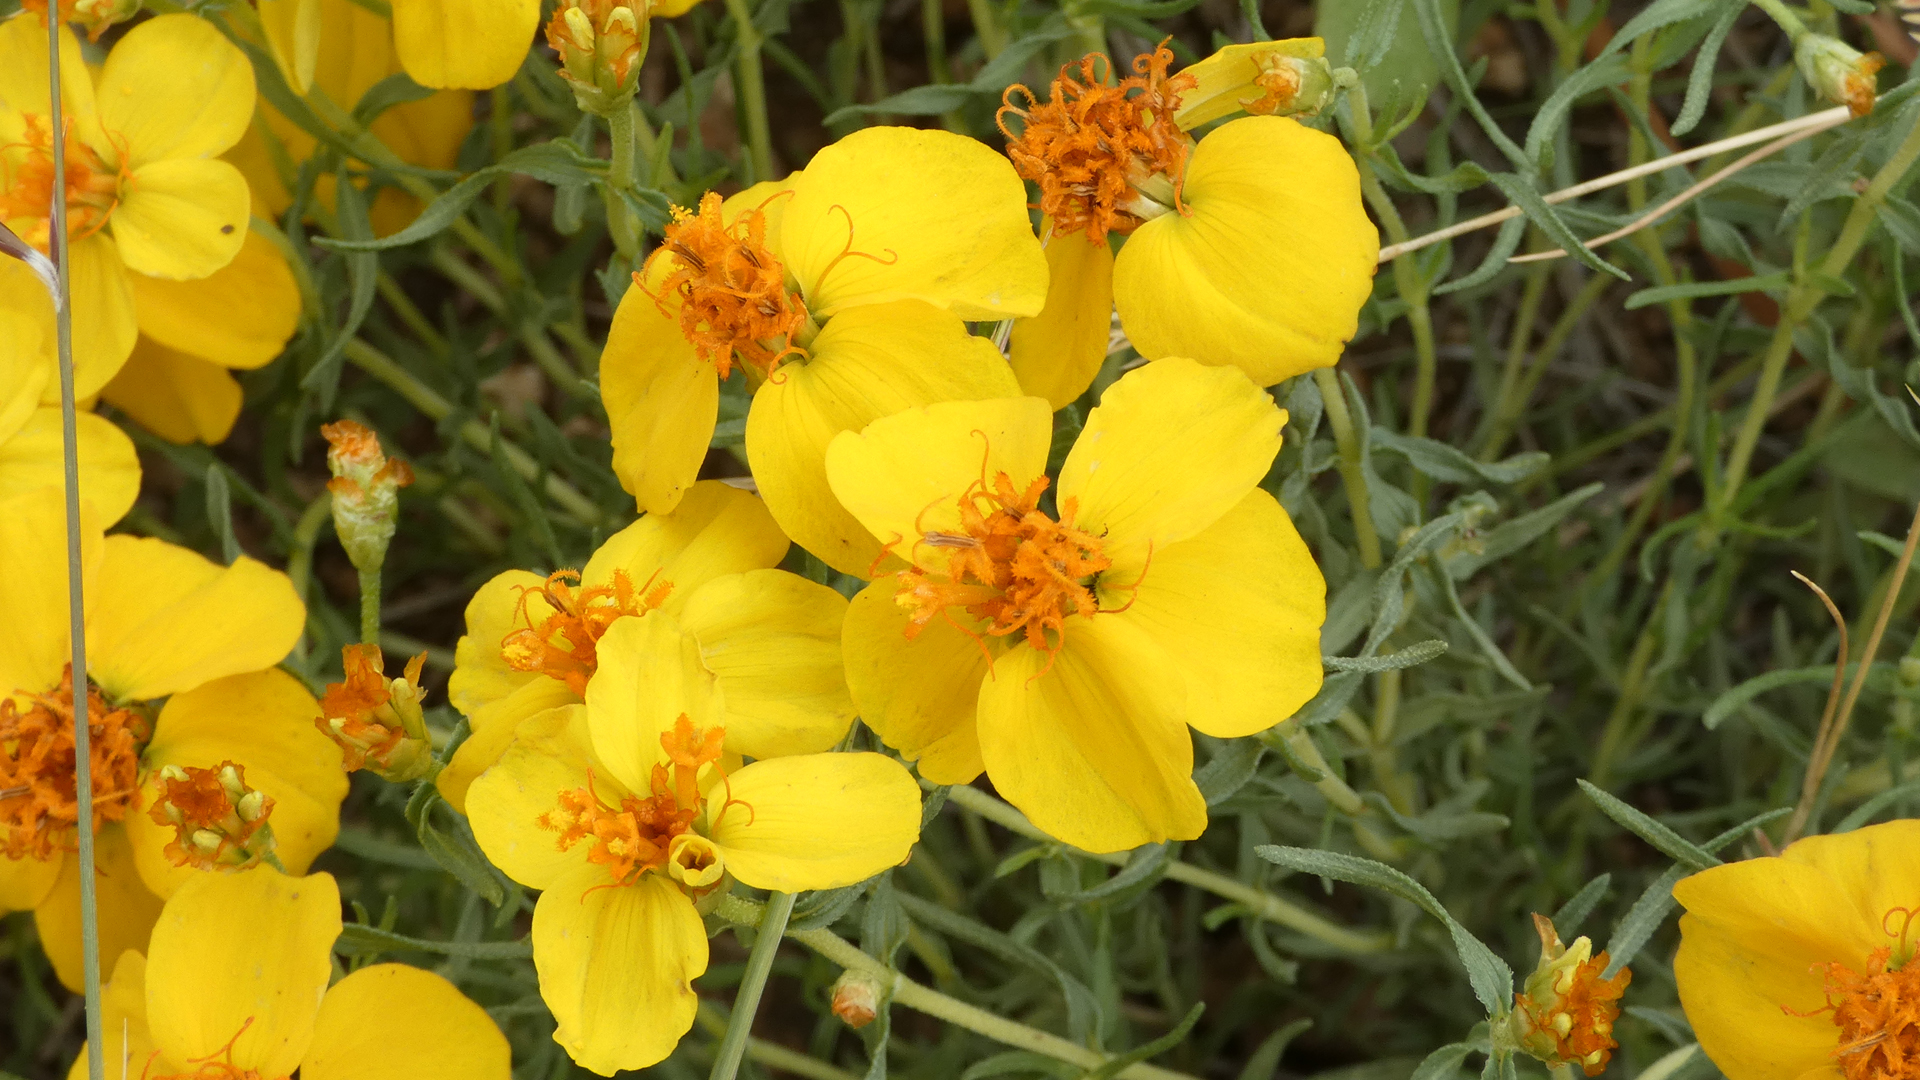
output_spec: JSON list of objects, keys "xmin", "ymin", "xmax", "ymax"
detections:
[
  {"xmin": 376, "ymin": 273, "xmax": 447, "ymax": 357},
  {"xmin": 693, "ymin": 1003, "xmax": 857, "ymax": 1080},
  {"xmin": 285, "ymin": 494, "xmax": 332, "ymax": 661},
  {"xmin": 1749, "ymin": 0, "xmax": 1811, "ymax": 39},
  {"xmin": 357, "ymin": 566, "xmax": 381, "ymax": 646},
  {"xmin": 966, "ymin": 0, "xmax": 1006, "ymax": 59},
  {"xmin": 1481, "ymin": 273, "xmax": 1610, "ymax": 461},
  {"xmin": 1315, "ymin": 368, "xmax": 1383, "ymax": 569},
  {"xmin": 629, "ymin": 101, "xmax": 681, "ymax": 186},
  {"xmin": 723, "ymin": 0, "xmax": 776, "ymax": 183},
  {"xmin": 922, "ymin": 0, "xmax": 951, "ymax": 83},
  {"xmin": 1480, "ymin": 254, "xmax": 1550, "ymax": 458},
  {"xmin": 1347, "ymin": 84, "xmax": 1435, "ymax": 464},
  {"xmin": 489, "ymin": 85, "xmax": 514, "ymax": 214},
  {"xmin": 1588, "ymin": 579, "xmax": 1672, "ymax": 793},
  {"xmin": 945, "ymin": 785, "xmax": 1392, "ymax": 953},
  {"xmin": 1262, "ymin": 723, "xmax": 1403, "ymax": 862},
  {"xmin": 604, "ymin": 102, "xmax": 643, "ymax": 259},
  {"xmin": 709, "ymin": 891, "xmax": 795, "ymax": 1080}
]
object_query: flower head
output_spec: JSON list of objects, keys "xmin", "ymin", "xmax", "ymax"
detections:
[
  {"xmin": 1507, "ymin": 914, "xmax": 1630, "ymax": 1076},
  {"xmin": 20, "ymin": 0, "xmax": 141, "ymax": 40},
  {"xmin": 144, "ymin": 761, "xmax": 276, "ymax": 872},
  {"xmin": 1170, "ymin": 38, "xmax": 1348, "ymax": 129},
  {"xmin": 1674, "ymin": 819, "xmax": 1920, "ymax": 1080},
  {"xmin": 1795, "ymin": 33, "xmax": 1883, "ymax": 118},
  {"xmin": 317, "ymin": 644, "xmax": 433, "ymax": 781},
  {"xmin": 548, "ymin": 0, "xmax": 650, "ymax": 114},
  {"xmin": 322, "ymin": 419, "xmax": 414, "ymax": 573},
  {"xmin": 0, "ymin": 666, "xmax": 147, "ymax": 860}
]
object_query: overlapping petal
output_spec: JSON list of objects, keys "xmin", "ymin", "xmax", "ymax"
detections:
[
  {"xmin": 130, "ymin": 231, "xmax": 301, "ymax": 370},
  {"xmin": 392, "ymin": 0, "xmax": 541, "ymax": 90},
  {"xmin": 0, "ymin": 488, "xmax": 102, "ymax": 697},
  {"xmin": 0, "ymin": 409, "xmax": 140, "ymax": 525},
  {"xmin": 95, "ymin": 15, "xmax": 255, "ymax": 168},
  {"xmin": 706, "ymin": 752, "xmax": 921, "ymax": 890},
  {"xmin": 841, "ymin": 581, "xmax": 991, "ymax": 784},
  {"xmin": 583, "ymin": 615, "xmax": 722, "ymax": 794},
  {"xmin": 35, "ymin": 825, "xmax": 165, "ymax": 994},
  {"xmin": 111, "ymin": 159, "xmax": 251, "ymax": 280},
  {"xmin": 303, "ymin": 964, "xmax": 512, "ymax": 1080},
  {"xmin": 677, "ymin": 570, "xmax": 854, "ymax": 758},
  {"xmin": 467, "ymin": 706, "xmax": 599, "ymax": 891},
  {"xmin": 600, "ymin": 283, "xmax": 719, "ymax": 517},
  {"xmin": 1010, "ymin": 226, "xmax": 1115, "ymax": 410},
  {"xmin": 67, "ymin": 951, "xmax": 159, "ymax": 1080},
  {"xmin": 100, "ymin": 341, "xmax": 246, "ymax": 445},
  {"xmin": 580, "ymin": 480, "xmax": 790, "ymax": 610}
]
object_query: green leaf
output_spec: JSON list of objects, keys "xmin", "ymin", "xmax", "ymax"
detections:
[
  {"xmin": 1836, "ymin": 777, "xmax": 1920, "ymax": 831},
  {"xmin": 1446, "ymin": 483, "xmax": 1603, "ymax": 580},
  {"xmin": 314, "ymin": 141, "xmax": 612, "ymax": 253},
  {"xmin": 1370, "ymin": 428, "xmax": 1548, "ymax": 486},
  {"xmin": 1702, "ymin": 661, "xmax": 1896, "ymax": 729},
  {"xmin": 1488, "ymin": 172, "xmax": 1628, "ymax": 281},
  {"xmin": 1878, "ymin": 198, "xmax": 1920, "ymax": 254},
  {"xmin": 1238, "ymin": 1019, "xmax": 1313, "ymax": 1080},
  {"xmin": 1196, "ymin": 738, "xmax": 1265, "ymax": 804},
  {"xmin": 824, "ymin": 26, "xmax": 1076, "ymax": 124},
  {"xmin": 1324, "ymin": 639, "xmax": 1449, "ymax": 673},
  {"xmin": 489, "ymin": 414, "xmax": 564, "ymax": 567},
  {"xmin": 1409, "ymin": 1042, "xmax": 1478, "ymax": 1080},
  {"xmin": 335, "ymin": 922, "xmax": 531, "ymax": 960},
  {"xmin": 1575, "ymin": 781, "xmax": 1718, "ymax": 872},
  {"xmin": 1550, "ymin": 873, "xmax": 1612, "ymax": 933},
  {"xmin": 1671, "ymin": 1, "xmax": 1744, "ymax": 136},
  {"xmin": 1254, "ymin": 846, "xmax": 1514, "ymax": 1015},
  {"xmin": 896, "ymin": 892, "xmax": 1104, "ymax": 1042},
  {"xmin": 303, "ymin": 173, "xmax": 378, "ymax": 406},
  {"xmin": 1084, "ymin": 1003, "xmax": 1204, "ymax": 1080},
  {"xmin": 203, "ymin": 465, "xmax": 240, "ymax": 565}
]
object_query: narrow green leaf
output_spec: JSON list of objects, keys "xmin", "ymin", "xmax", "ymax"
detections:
[{"xmin": 335, "ymin": 922, "xmax": 531, "ymax": 960}]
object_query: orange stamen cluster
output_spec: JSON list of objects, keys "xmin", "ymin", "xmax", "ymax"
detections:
[
  {"xmin": 317, "ymin": 644, "xmax": 429, "ymax": 773},
  {"xmin": 540, "ymin": 716, "xmax": 733, "ymax": 890},
  {"xmin": 1512, "ymin": 947, "xmax": 1631, "ymax": 1077},
  {"xmin": 0, "ymin": 667, "xmax": 147, "ymax": 860},
  {"xmin": 997, "ymin": 44, "xmax": 1196, "ymax": 241},
  {"xmin": 501, "ymin": 568, "xmax": 673, "ymax": 696},
  {"xmin": 145, "ymin": 761, "xmax": 276, "ymax": 872},
  {"xmin": 1243, "ymin": 59, "xmax": 1304, "ymax": 116},
  {"xmin": 1792, "ymin": 944, "xmax": 1920, "ymax": 1080},
  {"xmin": 1841, "ymin": 53, "xmax": 1887, "ymax": 118},
  {"xmin": 894, "ymin": 468, "xmax": 1113, "ymax": 660},
  {"xmin": 0, "ymin": 115, "xmax": 128, "ymax": 251},
  {"xmin": 639, "ymin": 192, "xmax": 806, "ymax": 379}
]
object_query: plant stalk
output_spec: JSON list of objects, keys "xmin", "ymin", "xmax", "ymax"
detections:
[{"xmin": 709, "ymin": 891, "xmax": 796, "ymax": 1080}]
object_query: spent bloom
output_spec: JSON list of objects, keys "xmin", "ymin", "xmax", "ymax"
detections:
[
  {"xmin": 824, "ymin": 358, "xmax": 1326, "ymax": 852},
  {"xmin": 1795, "ymin": 33, "xmax": 1884, "ymax": 118},
  {"xmin": 997, "ymin": 40, "xmax": 1376, "ymax": 408},
  {"xmin": 143, "ymin": 761, "xmax": 276, "ymax": 872},
  {"xmin": 601, "ymin": 126, "xmax": 1047, "ymax": 574},
  {"xmin": 72, "ymin": 868, "xmax": 511, "ymax": 1080},
  {"xmin": 548, "ymin": 0, "xmax": 649, "ymax": 114},
  {"xmin": 318, "ymin": 644, "xmax": 433, "ymax": 782},
  {"xmin": 469, "ymin": 653, "xmax": 922, "ymax": 1073},
  {"xmin": 438, "ymin": 480, "xmax": 853, "ymax": 812},
  {"xmin": 323, "ymin": 419, "xmax": 414, "ymax": 573},
  {"xmin": 1674, "ymin": 819, "xmax": 1920, "ymax": 1080},
  {"xmin": 1505, "ymin": 914, "xmax": 1629, "ymax": 1076}
]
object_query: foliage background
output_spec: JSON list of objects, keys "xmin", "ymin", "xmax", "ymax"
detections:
[{"xmin": 5, "ymin": 0, "xmax": 1920, "ymax": 1078}]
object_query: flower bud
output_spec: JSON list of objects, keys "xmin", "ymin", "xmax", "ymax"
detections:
[
  {"xmin": 1504, "ymin": 914, "xmax": 1630, "ymax": 1077},
  {"xmin": 22, "ymin": 0, "xmax": 141, "ymax": 41},
  {"xmin": 831, "ymin": 970, "xmax": 883, "ymax": 1028},
  {"xmin": 322, "ymin": 420, "xmax": 414, "ymax": 575},
  {"xmin": 546, "ymin": 0, "xmax": 652, "ymax": 116},
  {"xmin": 146, "ymin": 761, "xmax": 278, "ymax": 871},
  {"xmin": 317, "ymin": 645, "xmax": 434, "ymax": 782},
  {"xmin": 1172, "ymin": 38, "xmax": 1350, "ymax": 131},
  {"xmin": 1795, "ymin": 34, "xmax": 1883, "ymax": 118}
]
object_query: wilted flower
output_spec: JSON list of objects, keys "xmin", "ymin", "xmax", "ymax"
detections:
[
  {"xmin": 1795, "ymin": 33, "xmax": 1883, "ymax": 118},
  {"xmin": 322, "ymin": 419, "xmax": 414, "ymax": 574},
  {"xmin": 832, "ymin": 970, "xmax": 883, "ymax": 1028},
  {"xmin": 318, "ymin": 644, "xmax": 433, "ymax": 782},
  {"xmin": 549, "ymin": 0, "xmax": 650, "ymax": 114},
  {"xmin": 144, "ymin": 761, "xmax": 277, "ymax": 872},
  {"xmin": 1505, "ymin": 913, "xmax": 1629, "ymax": 1076}
]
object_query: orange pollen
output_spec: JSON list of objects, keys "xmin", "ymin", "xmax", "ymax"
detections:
[
  {"xmin": 145, "ymin": 761, "xmax": 275, "ymax": 872},
  {"xmin": 1244, "ymin": 61, "xmax": 1304, "ymax": 116},
  {"xmin": 317, "ymin": 644, "xmax": 428, "ymax": 772},
  {"xmin": 1789, "ymin": 944, "xmax": 1920, "ymax": 1080},
  {"xmin": 0, "ymin": 667, "xmax": 147, "ymax": 861},
  {"xmin": 0, "ymin": 115, "xmax": 128, "ymax": 252},
  {"xmin": 893, "ymin": 465, "xmax": 1117, "ymax": 662},
  {"xmin": 997, "ymin": 42, "xmax": 1196, "ymax": 242},
  {"xmin": 638, "ymin": 191, "xmax": 807, "ymax": 380},
  {"xmin": 500, "ymin": 568, "xmax": 673, "ymax": 696},
  {"xmin": 1513, "ymin": 950, "xmax": 1631, "ymax": 1077},
  {"xmin": 540, "ymin": 716, "xmax": 738, "ymax": 890},
  {"xmin": 1842, "ymin": 54, "xmax": 1887, "ymax": 119}
]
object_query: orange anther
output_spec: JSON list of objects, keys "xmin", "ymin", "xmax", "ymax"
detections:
[
  {"xmin": 638, "ymin": 191, "xmax": 808, "ymax": 380},
  {"xmin": 0, "ymin": 115, "xmax": 129, "ymax": 251},
  {"xmin": 0, "ymin": 667, "xmax": 147, "ymax": 861},
  {"xmin": 500, "ymin": 568, "xmax": 672, "ymax": 696}
]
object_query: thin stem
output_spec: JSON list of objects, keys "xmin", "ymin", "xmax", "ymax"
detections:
[
  {"xmin": 1315, "ymin": 368, "xmax": 1383, "ymax": 569},
  {"xmin": 1480, "ymin": 272, "xmax": 1609, "ymax": 461},
  {"xmin": 945, "ymin": 785, "xmax": 1392, "ymax": 953},
  {"xmin": 376, "ymin": 273, "xmax": 447, "ymax": 357},
  {"xmin": 1480, "ymin": 255, "xmax": 1550, "ymax": 457},
  {"xmin": 693, "ymin": 1003, "xmax": 858, "ymax": 1080},
  {"xmin": 358, "ymin": 567, "xmax": 382, "ymax": 646},
  {"xmin": 1749, "ymin": 0, "xmax": 1811, "ymax": 39},
  {"xmin": 1588, "ymin": 579, "xmax": 1672, "ymax": 793},
  {"xmin": 1261, "ymin": 723, "xmax": 1403, "ymax": 862},
  {"xmin": 286, "ymin": 494, "xmax": 333, "ymax": 660},
  {"xmin": 604, "ymin": 102, "xmax": 643, "ymax": 259},
  {"xmin": 966, "ymin": 0, "xmax": 1006, "ymax": 59},
  {"xmin": 489, "ymin": 85, "xmax": 514, "ymax": 214},
  {"xmin": 723, "ymin": 0, "xmax": 776, "ymax": 183},
  {"xmin": 1348, "ymin": 83, "xmax": 1436, "ymax": 455},
  {"xmin": 709, "ymin": 891, "xmax": 796, "ymax": 1080},
  {"xmin": 629, "ymin": 101, "xmax": 680, "ymax": 186}
]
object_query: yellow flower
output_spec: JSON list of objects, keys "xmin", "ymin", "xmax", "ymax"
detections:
[
  {"xmin": 0, "ymin": 487, "xmax": 340, "ymax": 991},
  {"xmin": 823, "ymin": 357, "xmax": 1325, "ymax": 853},
  {"xmin": 260, "ymin": 0, "xmax": 537, "ymax": 91},
  {"xmin": 437, "ymin": 480, "xmax": 855, "ymax": 811},
  {"xmin": 1673, "ymin": 819, "xmax": 1920, "ymax": 1080},
  {"xmin": 0, "ymin": 14, "xmax": 258, "ymax": 400},
  {"xmin": 600, "ymin": 126, "xmax": 1048, "ymax": 575},
  {"xmin": 469, "ymin": 665, "xmax": 922, "ymax": 1073},
  {"xmin": 999, "ymin": 41, "xmax": 1377, "ymax": 407},
  {"xmin": 70, "ymin": 867, "xmax": 512, "ymax": 1080},
  {"xmin": 0, "ymin": 311, "xmax": 140, "ymax": 523}
]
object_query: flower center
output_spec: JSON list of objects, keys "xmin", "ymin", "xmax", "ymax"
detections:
[
  {"xmin": 317, "ymin": 644, "xmax": 431, "ymax": 779},
  {"xmin": 997, "ymin": 43, "xmax": 1196, "ymax": 242},
  {"xmin": 0, "ymin": 666, "xmax": 148, "ymax": 861},
  {"xmin": 540, "ymin": 716, "xmax": 745, "ymax": 891},
  {"xmin": 145, "ymin": 762, "xmax": 276, "ymax": 872},
  {"xmin": 891, "ymin": 469, "xmax": 1123, "ymax": 663},
  {"xmin": 500, "ymin": 568, "xmax": 673, "ymax": 696},
  {"xmin": 0, "ymin": 115, "xmax": 129, "ymax": 252},
  {"xmin": 639, "ymin": 191, "xmax": 809, "ymax": 381},
  {"xmin": 1511, "ymin": 940, "xmax": 1630, "ymax": 1076},
  {"xmin": 19, "ymin": 0, "xmax": 136, "ymax": 41},
  {"xmin": 1790, "ymin": 909, "xmax": 1920, "ymax": 1080}
]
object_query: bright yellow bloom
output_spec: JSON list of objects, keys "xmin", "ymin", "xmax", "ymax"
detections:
[
  {"xmin": 260, "ymin": 0, "xmax": 537, "ymax": 91},
  {"xmin": 824, "ymin": 358, "xmax": 1325, "ymax": 853},
  {"xmin": 999, "ymin": 41, "xmax": 1377, "ymax": 406},
  {"xmin": 0, "ymin": 14, "xmax": 258, "ymax": 399},
  {"xmin": 1674, "ymin": 819, "xmax": 1920, "ymax": 1080},
  {"xmin": 70, "ymin": 867, "xmax": 512, "ymax": 1080},
  {"xmin": 0, "ymin": 487, "xmax": 339, "ymax": 991},
  {"xmin": 438, "ymin": 480, "xmax": 854, "ymax": 811},
  {"xmin": 0, "ymin": 314, "xmax": 139, "ymax": 523},
  {"xmin": 601, "ymin": 126, "xmax": 1048, "ymax": 575},
  {"xmin": 469, "ymin": 660, "xmax": 922, "ymax": 1073}
]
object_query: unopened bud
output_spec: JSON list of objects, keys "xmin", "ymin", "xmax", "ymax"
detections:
[
  {"xmin": 1172, "ymin": 38, "xmax": 1350, "ymax": 131},
  {"xmin": 546, "ymin": 0, "xmax": 652, "ymax": 116},
  {"xmin": 1795, "ymin": 34, "xmax": 1882, "ymax": 118},
  {"xmin": 22, "ymin": 0, "xmax": 140, "ymax": 41},
  {"xmin": 1502, "ymin": 914, "xmax": 1629, "ymax": 1076},
  {"xmin": 146, "ymin": 761, "xmax": 278, "ymax": 872},
  {"xmin": 321, "ymin": 420, "xmax": 413, "ymax": 574},
  {"xmin": 831, "ymin": 970, "xmax": 883, "ymax": 1028},
  {"xmin": 317, "ymin": 645, "xmax": 434, "ymax": 782}
]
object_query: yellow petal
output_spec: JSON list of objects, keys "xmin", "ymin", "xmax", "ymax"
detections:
[
  {"xmin": 437, "ymin": 677, "xmax": 579, "ymax": 814},
  {"xmin": 841, "ymin": 580, "xmax": 988, "ymax": 784},
  {"xmin": 68, "ymin": 950, "xmax": 162, "ymax": 1080},
  {"xmin": 0, "ymin": 408, "xmax": 141, "ymax": 525},
  {"xmin": 146, "ymin": 868, "xmax": 339, "ymax": 1078},
  {"xmin": 1115, "ymin": 489, "xmax": 1323, "ymax": 738},
  {"xmin": 61, "ymin": 234, "xmax": 139, "ymax": 401},
  {"xmin": 36, "ymin": 825, "xmax": 165, "ymax": 994},
  {"xmin": 0, "ymin": 20, "xmax": 96, "ymax": 145},
  {"xmin": 976, "ymin": 616, "xmax": 1202, "ymax": 854},
  {"xmin": 824, "ymin": 395, "xmax": 1051, "ymax": 574},
  {"xmin": 112, "ymin": 159, "xmax": 250, "ymax": 280},
  {"xmin": 303, "ymin": 964, "xmax": 511, "ymax": 1080},
  {"xmin": 581, "ymin": 480, "xmax": 790, "ymax": 615},
  {"xmin": 533, "ymin": 866, "xmax": 707, "ymax": 1076},
  {"xmin": 677, "ymin": 569, "xmax": 854, "ymax": 758},
  {"xmin": 130, "ymin": 669, "xmax": 347, "ymax": 898},
  {"xmin": 601, "ymin": 283, "xmax": 720, "ymax": 516},
  {"xmin": 1675, "ymin": 911, "xmax": 1852, "ymax": 1080},
  {"xmin": 1009, "ymin": 226, "xmax": 1115, "ymax": 410},
  {"xmin": 392, "ymin": 0, "xmax": 541, "ymax": 90},
  {"xmin": 100, "ymin": 340, "xmax": 244, "ymax": 445},
  {"xmin": 0, "ymin": 301, "xmax": 50, "ymax": 444},
  {"xmin": 582, "ymin": 614, "xmax": 722, "ymax": 795},
  {"xmin": 1058, "ymin": 357, "xmax": 1283, "ymax": 571},
  {"xmin": 449, "ymin": 569, "xmax": 556, "ymax": 720},
  {"xmin": 97, "ymin": 15, "xmax": 256, "ymax": 168},
  {"xmin": 1114, "ymin": 116, "xmax": 1378, "ymax": 386},
  {"xmin": 0, "ymin": 487, "xmax": 102, "ymax": 696},
  {"xmin": 466, "ymin": 705, "xmax": 596, "ymax": 891},
  {"xmin": 1672, "ymin": 854, "xmax": 1880, "ymax": 970},
  {"xmin": 1171, "ymin": 39, "xmax": 1326, "ymax": 130},
  {"xmin": 87, "ymin": 536, "xmax": 305, "ymax": 702},
  {"xmin": 130, "ymin": 231, "xmax": 301, "ymax": 369},
  {"xmin": 258, "ymin": 0, "xmax": 322, "ymax": 95},
  {"xmin": 745, "ymin": 300, "xmax": 1021, "ymax": 576},
  {"xmin": 782, "ymin": 126, "xmax": 1047, "ymax": 320},
  {"xmin": 706, "ymin": 752, "xmax": 920, "ymax": 890},
  {"xmin": 1778, "ymin": 818, "xmax": 1920, "ymax": 927},
  {"xmin": 0, "ymin": 849, "xmax": 61, "ymax": 912}
]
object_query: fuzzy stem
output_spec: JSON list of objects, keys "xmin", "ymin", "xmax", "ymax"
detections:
[
  {"xmin": 604, "ymin": 101, "xmax": 643, "ymax": 259},
  {"xmin": 358, "ymin": 567, "xmax": 382, "ymax": 646}
]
